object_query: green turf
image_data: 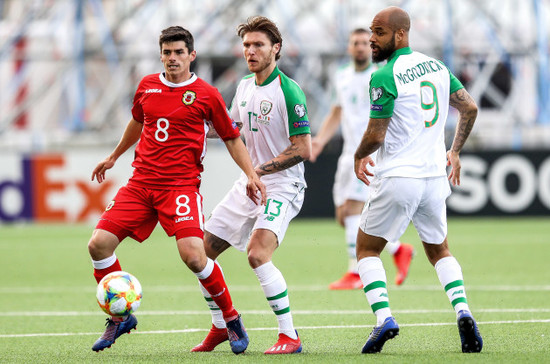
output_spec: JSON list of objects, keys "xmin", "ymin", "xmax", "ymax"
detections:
[{"xmin": 1, "ymin": 218, "xmax": 549, "ymax": 363}]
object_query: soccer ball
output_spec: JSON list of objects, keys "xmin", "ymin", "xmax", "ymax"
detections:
[{"xmin": 96, "ymin": 271, "xmax": 142, "ymax": 317}]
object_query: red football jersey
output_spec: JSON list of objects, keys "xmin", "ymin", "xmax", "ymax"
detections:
[{"xmin": 129, "ymin": 73, "xmax": 240, "ymax": 188}]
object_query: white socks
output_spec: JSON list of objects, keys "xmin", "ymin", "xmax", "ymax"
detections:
[
  {"xmin": 254, "ymin": 261, "xmax": 297, "ymax": 339},
  {"xmin": 357, "ymin": 256, "xmax": 392, "ymax": 325},
  {"xmin": 435, "ymin": 256, "xmax": 470, "ymax": 315},
  {"xmin": 357, "ymin": 254, "xmax": 472, "ymax": 326}
]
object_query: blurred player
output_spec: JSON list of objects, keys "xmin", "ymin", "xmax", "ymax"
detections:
[
  {"xmin": 87, "ymin": 26, "xmax": 265, "ymax": 354},
  {"xmin": 354, "ymin": 7, "xmax": 483, "ymax": 353},
  {"xmin": 310, "ymin": 28, "xmax": 414, "ymax": 290},
  {"xmin": 191, "ymin": 16, "xmax": 311, "ymax": 355}
]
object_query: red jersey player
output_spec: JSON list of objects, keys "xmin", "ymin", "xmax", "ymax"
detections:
[{"xmin": 87, "ymin": 26, "xmax": 265, "ymax": 354}]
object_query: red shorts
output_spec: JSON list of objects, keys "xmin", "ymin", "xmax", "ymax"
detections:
[{"xmin": 96, "ymin": 184, "xmax": 204, "ymax": 242}]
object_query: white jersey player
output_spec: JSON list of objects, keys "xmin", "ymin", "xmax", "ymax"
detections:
[
  {"xmin": 311, "ymin": 29, "xmax": 413, "ymax": 290},
  {"xmin": 353, "ymin": 7, "xmax": 483, "ymax": 354},
  {"xmin": 192, "ymin": 16, "xmax": 311, "ymax": 355}
]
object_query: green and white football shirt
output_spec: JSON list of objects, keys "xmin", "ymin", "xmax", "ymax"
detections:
[
  {"xmin": 369, "ymin": 47, "xmax": 464, "ymax": 178},
  {"xmin": 230, "ymin": 66, "xmax": 310, "ymax": 186},
  {"xmin": 333, "ymin": 62, "xmax": 378, "ymax": 156}
]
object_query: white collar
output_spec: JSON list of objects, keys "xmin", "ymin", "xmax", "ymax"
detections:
[{"xmin": 159, "ymin": 72, "xmax": 197, "ymax": 87}]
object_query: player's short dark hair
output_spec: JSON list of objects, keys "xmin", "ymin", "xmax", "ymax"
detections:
[
  {"xmin": 159, "ymin": 26, "xmax": 194, "ymax": 52},
  {"xmin": 237, "ymin": 16, "xmax": 283, "ymax": 60},
  {"xmin": 351, "ymin": 28, "xmax": 371, "ymax": 36}
]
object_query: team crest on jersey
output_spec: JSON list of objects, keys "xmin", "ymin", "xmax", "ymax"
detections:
[
  {"xmin": 260, "ymin": 100, "xmax": 273, "ymax": 115},
  {"xmin": 371, "ymin": 87, "xmax": 383, "ymax": 102},
  {"xmin": 182, "ymin": 90, "xmax": 196, "ymax": 105},
  {"xmin": 294, "ymin": 104, "xmax": 306, "ymax": 118}
]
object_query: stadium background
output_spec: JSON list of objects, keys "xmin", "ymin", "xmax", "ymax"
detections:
[{"xmin": 0, "ymin": 0, "xmax": 549, "ymax": 223}]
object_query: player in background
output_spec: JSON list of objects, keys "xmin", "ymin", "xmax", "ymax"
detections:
[
  {"xmin": 310, "ymin": 28, "xmax": 414, "ymax": 290},
  {"xmin": 353, "ymin": 7, "xmax": 483, "ymax": 353},
  {"xmin": 87, "ymin": 26, "xmax": 266, "ymax": 354},
  {"xmin": 191, "ymin": 16, "xmax": 311, "ymax": 355}
]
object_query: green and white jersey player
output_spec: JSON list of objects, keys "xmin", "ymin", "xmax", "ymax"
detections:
[
  {"xmin": 192, "ymin": 16, "xmax": 311, "ymax": 355},
  {"xmin": 353, "ymin": 6, "xmax": 483, "ymax": 354}
]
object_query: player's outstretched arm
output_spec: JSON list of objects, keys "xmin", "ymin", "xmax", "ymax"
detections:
[
  {"xmin": 310, "ymin": 105, "xmax": 342, "ymax": 162},
  {"xmin": 91, "ymin": 118, "xmax": 143, "ymax": 183},
  {"xmin": 255, "ymin": 133, "xmax": 312, "ymax": 176},
  {"xmin": 224, "ymin": 137, "xmax": 267, "ymax": 205},
  {"xmin": 447, "ymin": 88, "xmax": 478, "ymax": 186}
]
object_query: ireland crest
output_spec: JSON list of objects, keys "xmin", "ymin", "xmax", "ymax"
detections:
[{"xmin": 260, "ymin": 100, "xmax": 273, "ymax": 115}]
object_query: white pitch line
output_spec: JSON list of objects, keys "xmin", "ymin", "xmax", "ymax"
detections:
[
  {"xmin": 1, "ymin": 319, "xmax": 549, "ymax": 339},
  {"xmin": 2, "ymin": 308, "xmax": 550, "ymax": 317},
  {"xmin": 1, "ymin": 284, "xmax": 550, "ymax": 294}
]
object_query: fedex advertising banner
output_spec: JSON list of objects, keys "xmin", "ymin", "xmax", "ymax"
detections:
[
  {"xmin": 0, "ymin": 148, "xmax": 239, "ymax": 224},
  {"xmin": 0, "ymin": 152, "xmax": 132, "ymax": 223}
]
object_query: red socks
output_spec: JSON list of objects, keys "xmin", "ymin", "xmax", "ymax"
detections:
[
  {"xmin": 93, "ymin": 258, "xmax": 122, "ymax": 284},
  {"xmin": 199, "ymin": 262, "xmax": 238, "ymax": 321}
]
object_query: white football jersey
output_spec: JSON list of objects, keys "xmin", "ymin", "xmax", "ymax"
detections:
[
  {"xmin": 332, "ymin": 62, "xmax": 377, "ymax": 156},
  {"xmin": 230, "ymin": 66, "xmax": 311, "ymax": 186},
  {"xmin": 369, "ymin": 47, "xmax": 464, "ymax": 178}
]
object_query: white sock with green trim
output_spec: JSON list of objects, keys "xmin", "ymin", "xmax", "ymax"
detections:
[
  {"xmin": 198, "ymin": 261, "xmax": 226, "ymax": 329},
  {"xmin": 435, "ymin": 256, "xmax": 470, "ymax": 316},
  {"xmin": 344, "ymin": 215, "xmax": 360, "ymax": 272},
  {"xmin": 254, "ymin": 261, "xmax": 297, "ymax": 339},
  {"xmin": 357, "ymin": 256, "xmax": 392, "ymax": 325}
]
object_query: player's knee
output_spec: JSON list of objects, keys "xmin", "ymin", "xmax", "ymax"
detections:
[
  {"xmin": 88, "ymin": 229, "xmax": 121, "ymax": 261},
  {"xmin": 178, "ymin": 247, "xmax": 204, "ymax": 272},
  {"xmin": 87, "ymin": 238, "xmax": 98, "ymax": 258},
  {"xmin": 423, "ymin": 241, "xmax": 450, "ymax": 266},
  {"xmin": 184, "ymin": 255, "xmax": 204, "ymax": 273},
  {"xmin": 247, "ymin": 249, "xmax": 267, "ymax": 269},
  {"xmin": 176, "ymin": 237, "xmax": 208, "ymax": 273},
  {"xmin": 88, "ymin": 233, "xmax": 112, "ymax": 260}
]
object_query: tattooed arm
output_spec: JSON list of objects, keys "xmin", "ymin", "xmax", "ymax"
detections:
[
  {"xmin": 447, "ymin": 88, "xmax": 478, "ymax": 186},
  {"xmin": 255, "ymin": 133, "xmax": 312, "ymax": 176},
  {"xmin": 449, "ymin": 89, "xmax": 477, "ymax": 154},
  {"xmin": 354, "ymin": 117, "xmax": 390, "ymax": 161},
  {"xmin": 353, "ymin": 117, "xmax": 390, "ymax": 186}
]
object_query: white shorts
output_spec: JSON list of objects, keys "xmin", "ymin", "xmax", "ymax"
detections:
[
  {"xmin": 333, "ymin": 153, "xmax": 370, "ymax": 207},
  {"xmin": 205, "ymin": 175, "xmax": 305, "ymax": 252},
  {"xmin": 359, "ymin": 176, "xmax": 451, "ymax": 244}
]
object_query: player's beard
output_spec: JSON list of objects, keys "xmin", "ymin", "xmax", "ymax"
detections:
[
  {"xmin": 248, "ymin": 57, "xmax": 273, "ymax": 74},
  {"xmin": 372, "ymin": 32, "xmax": 396, "ymax": 63}
]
